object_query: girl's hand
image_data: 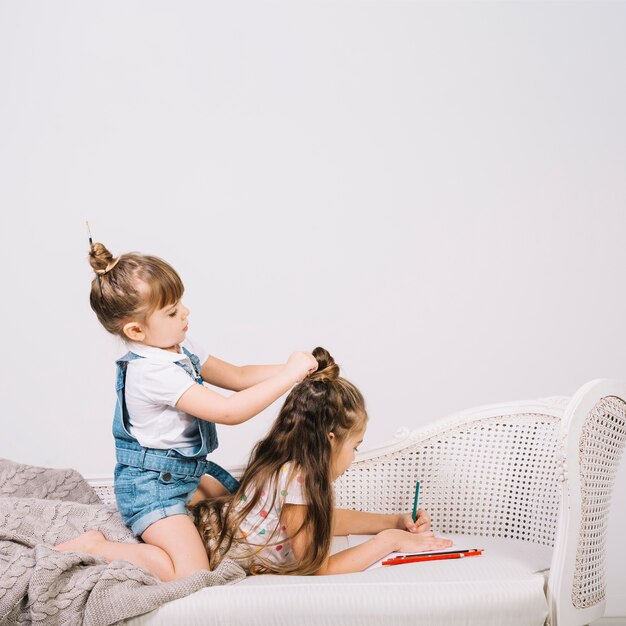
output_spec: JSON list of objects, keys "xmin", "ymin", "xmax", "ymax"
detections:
[
  {"xmin": 286, "ymin": 351, "xmax": 318, "ymax": 382},
  {"xmin": 397, "ymin": 509, "xmax": 431, "ymax": 534},
  {"xmin": 382, "ymin": 528, "xmax": 453, "ymax": 554}
]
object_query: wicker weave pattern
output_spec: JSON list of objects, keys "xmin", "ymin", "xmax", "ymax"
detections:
[
  {"xmin": 334, "ymin": 413, "xmax": 562, "ymax": 546},
  {"xmin": 571, "ymin": 396, "xmax": 626, "ymax": 609},
  {"xmin": 93, "ymin": 484, "xmax": 115, "ymax": 505}
]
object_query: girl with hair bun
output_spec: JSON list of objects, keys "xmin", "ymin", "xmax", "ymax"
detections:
[
  {"xmin": 56, "ymin": 238, "xmax": 317, "ymax": 581},
  {"xmin": 191, "ymin": 347, "xmax": 452, "ymax": 575}
]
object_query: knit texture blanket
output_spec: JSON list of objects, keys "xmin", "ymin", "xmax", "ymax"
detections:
[{"xmin": 0, "ymin": 458, "xmax": 246, "ymax": 625}]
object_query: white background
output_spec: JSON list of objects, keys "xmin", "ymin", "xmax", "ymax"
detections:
[{"xmin": 1, "ymin": 0, "xmax": 624, "ymax": 616}]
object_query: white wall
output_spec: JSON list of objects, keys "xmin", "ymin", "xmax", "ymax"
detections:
[{"xmin": 1, "ymin": 0, "xmax": 625, "ymax": 615}]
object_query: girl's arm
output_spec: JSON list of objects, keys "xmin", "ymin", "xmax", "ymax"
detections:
[
  {"xmin": 332, "ymin": 509, "xmax": 431, "ymax": 535},
  {"xmin": 283, "ymin": 504, "xmax": 452, "ymax": 575},
  {"xmin": 177, "ymin": 351, "xmax": 316, "ymax": 425},
  {"xmin": 200, "ymin": 356, "xmax": 284, "ymax": 392},
  {"xmin": 317, "ymin": 529, "xmax": 452, "ymax": 575}
]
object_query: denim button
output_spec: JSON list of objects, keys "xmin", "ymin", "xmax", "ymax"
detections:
[{"xmin": 162, "ymin": 472, "xmax": 171, "ymax": 481}]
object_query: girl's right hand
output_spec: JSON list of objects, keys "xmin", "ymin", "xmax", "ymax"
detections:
[
  {"xmin": 286, "ymin": 351, "xmax": 318, "ymax": 382},
  {"xmin": 382, "ymin": 528, "xmax": 453, "ymax": 553}
]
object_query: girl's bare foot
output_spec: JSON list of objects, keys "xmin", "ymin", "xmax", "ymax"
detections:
[{"xmin": 54, "ymin": 530, "xmax": 105, "ymax": 554}]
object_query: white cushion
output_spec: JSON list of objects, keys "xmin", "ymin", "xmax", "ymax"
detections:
[{"xmin": 126, "ymin": 535, "xmax": 551, "ymax": 626}]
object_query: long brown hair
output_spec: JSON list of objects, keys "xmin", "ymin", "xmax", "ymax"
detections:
[
  {"xmin": 191, "ymin": 347, "xmax": 367, "ymax": 575},
  {"xmin": 88, "ymin": 242, "xmax": 184, "ymax": 338}
]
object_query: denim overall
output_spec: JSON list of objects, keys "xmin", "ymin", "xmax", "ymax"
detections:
[{"xmin": 113, "ymin": 347, "xmax": 239, "ymax": 536}]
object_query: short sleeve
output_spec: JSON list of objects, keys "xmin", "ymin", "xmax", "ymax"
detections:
[
  {"xmin": 282, "ymin": 467, "xmax": 307, "ymax": 505},
  {"xmin": 182, "ymin": 336, "xmax": 209, "ymax": 366},
  {"xmin": 127, "ymin": 360, "xmax": 196, "ymax": 407}
]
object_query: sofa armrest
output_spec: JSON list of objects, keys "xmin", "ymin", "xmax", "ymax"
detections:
[{"xmin": 548, "ymin": 379, "xmax": 626, "ymax": 626}]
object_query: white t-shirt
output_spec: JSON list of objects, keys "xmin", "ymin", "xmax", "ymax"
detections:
[
  {"xmin": 235, "ymin": 463, "xmax": 307, "ymax": 568},
  {"xmin": 123, "ymin": 337, "xmax": 209, "ymax": 449}
]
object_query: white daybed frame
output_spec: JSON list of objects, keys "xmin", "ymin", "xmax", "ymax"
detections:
[{"xmin": 89, "ymin": 378, "xmax": 626, "ymax": 626}]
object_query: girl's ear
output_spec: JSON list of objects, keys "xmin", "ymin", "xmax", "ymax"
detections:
[
  {"xmin": 328, "ymin": 432, "xmax": 336, "ymax": 445},
  {"xmin": 123, "ymin": 321, "xmax": 145, "ymax": 342}
]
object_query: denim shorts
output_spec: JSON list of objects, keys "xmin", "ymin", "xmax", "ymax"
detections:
[{"xmin": 114, "ymin": 461, "xmax": 201, "ymax": 536}]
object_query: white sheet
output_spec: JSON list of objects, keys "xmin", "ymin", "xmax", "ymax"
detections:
[{"xmin": 343, "ymin": 533, "xmax": 485, "ymax": 569}]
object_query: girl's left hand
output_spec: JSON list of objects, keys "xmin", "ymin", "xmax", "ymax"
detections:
[{"xmin": 397, "ymin": 509, "xmax": 431, "ymax": 534}]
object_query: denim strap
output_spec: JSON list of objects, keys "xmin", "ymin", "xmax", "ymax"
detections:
[{"xmin": 179, "ymin": 347, "xmax": 203, "ymax": 383}]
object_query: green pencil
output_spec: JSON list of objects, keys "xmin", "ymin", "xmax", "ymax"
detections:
[{"xmin": 412, "ymin": 481, "xmax": 420, "ymax": 523}]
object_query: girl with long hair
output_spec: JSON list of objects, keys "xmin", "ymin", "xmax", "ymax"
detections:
[{"xmin": 192, "ymin": 347, "xmax": 452, "ymax": 575}]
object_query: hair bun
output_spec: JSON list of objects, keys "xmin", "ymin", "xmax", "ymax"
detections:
[
  {"xmin": 88, "ymin": 242, "xmax": 115, "ymax": 273},
  {"xmin": 309, "ymin": 347, "xmax": 339, "ymax": 383}
]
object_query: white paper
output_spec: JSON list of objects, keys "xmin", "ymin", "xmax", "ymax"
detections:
[{"xmin": 346, "ymin": 534, "xmax": 479, "ymax": 570}]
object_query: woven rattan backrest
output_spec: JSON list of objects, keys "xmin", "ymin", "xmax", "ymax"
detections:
[
  {"xmin": 334, "ymin": 412, "xmax": 561, "ymax": 546},
  {"xmin": 92, "ymin": 483, "xmax": 116, "ymax": 505},
  {"xmin": 571, "ymin": 396, "xmax": 626, "ymax": 609}
]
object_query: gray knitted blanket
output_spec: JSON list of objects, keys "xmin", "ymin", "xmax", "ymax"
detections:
[{"xmin": 0, "ymin": 458, "xmax": 246, "ymax": 625}]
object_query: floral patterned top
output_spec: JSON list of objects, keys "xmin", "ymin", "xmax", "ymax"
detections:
[{"xmin": 235, "ymin": 462, "xmax": 307, "ymax": 568}]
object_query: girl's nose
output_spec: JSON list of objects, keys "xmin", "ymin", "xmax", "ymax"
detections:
[{"xmin": 182, "ymin": 304, "xmax": 190, "ymax": 318}]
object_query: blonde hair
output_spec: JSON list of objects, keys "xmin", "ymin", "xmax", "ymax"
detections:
[
  {"xmin": 191, "ymin": 347, "xmax": 367, "ymax": 575},
  {"xmin": 87, "ymin": 242, "xmax": 184, "ymax": 338}
]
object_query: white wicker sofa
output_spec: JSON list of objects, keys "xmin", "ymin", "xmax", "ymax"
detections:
[{"xmin": 90, "ymin": 379, "xmax": 626, "ymax": 626}]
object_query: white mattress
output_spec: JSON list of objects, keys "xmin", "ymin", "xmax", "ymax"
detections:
[{"xmin": 126, "ymin": 534, "xmax": 552, "ymax": 626}]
